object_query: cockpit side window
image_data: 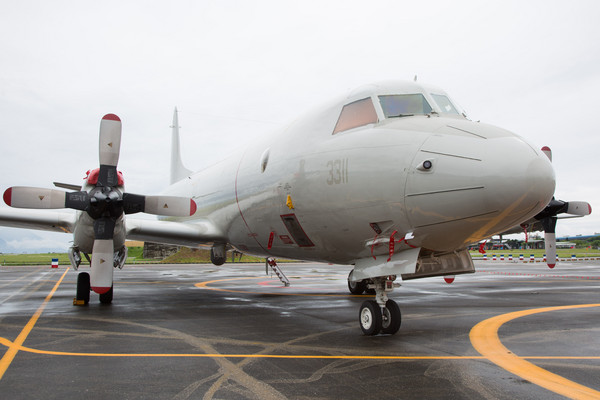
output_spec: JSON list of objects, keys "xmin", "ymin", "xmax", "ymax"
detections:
[
  {"xmin": 379, "ymin": 94, "xmax": 432, "ymax": 118},
  {"xmin": 430, "ymin": 94, "xmax": 459, "ymax": 114},
  {"xmin": 332, "ymin": 97, "xmax": 378, "ymax": 134}
]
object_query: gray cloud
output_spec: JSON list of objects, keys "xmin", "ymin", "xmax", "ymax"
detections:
[{"xmin": 1, "ymin": 0, "xmax": 598, "ymax": 251}]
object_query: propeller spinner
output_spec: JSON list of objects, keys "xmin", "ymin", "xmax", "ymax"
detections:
[{"xmin": 3, "ymin": 114, "xmax": 197, "ymax": 294}]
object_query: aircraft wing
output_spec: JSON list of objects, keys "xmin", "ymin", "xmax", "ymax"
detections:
[
  {"xmin": 125, "ymin": 217, "xmax": 226, "ymax": 248},
  {"xmin": 501, "ymin": 214, "xmax": 586, "ymax": 236},
  {"xmin": 0, "ymin": 207, "xmax": 225, "ymax": 248},
  {"xmin": 500, "ymin": 219, "xmax": 543, "ymax": 235},
  {"xmin": 0, "ymin": 207, "xmax": 76, "ymax": 233}
]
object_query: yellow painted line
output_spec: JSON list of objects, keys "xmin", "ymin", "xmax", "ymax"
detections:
[
  {"xmin": 470, "ymin": 304, "xmax": 600, "ymax": 400},
  {"xmin": 2, "ymin": 334, "xmax": 597, "ymax": 361},
  {"xmin": 0, "ymin": 338, "xmax": 485, "ymax": 359},
  {"xmin": 0, "ymin": 268, "xmax": 69, "ymax": 380}
]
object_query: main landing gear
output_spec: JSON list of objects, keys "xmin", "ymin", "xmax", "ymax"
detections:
[
  {"xmin": 76, "ymin": 272, "xmax": 90, "ymax": 305},
  {"xmin": 350, "ymin": 272, "xmax": 401, "ymax": 335},
  {"xmin": 74, "ymin": 271, "xmax": 114, "ymax": 305}
]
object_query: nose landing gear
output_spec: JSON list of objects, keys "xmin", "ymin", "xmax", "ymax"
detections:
[{"xmin": 356, "ymin": 276, "xmax": 401, "ymax": 335}]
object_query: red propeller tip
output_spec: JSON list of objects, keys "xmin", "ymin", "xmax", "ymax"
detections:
[
  {"xmin": 3, "ymin": 188, "xmax": 12, "ymax": 206},
  {"xmin": 541, "ymin": 146, "xmax": 551, "ymax": 151},
  {"xmin": 547, "ymin": 263, "xmax": 555, "ymax": 269},
  {"xmin": 102, "ymin": 114, "xmax": 121, "ymax": 122},
  {"xmin": 91, "ymin": 286, "xmax": 112, "ymax": 294},
  {"xmin": 190, "ymin": 199, "xmax": 197, "ymax": 216},
  {"xmin": 589, "ymin": 204, "xmax": 592, "ymax": 214}
]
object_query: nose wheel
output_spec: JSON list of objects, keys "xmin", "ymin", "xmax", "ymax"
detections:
[
  {"xmin": 359, "ymin": 300, "xmax": 382, "ymax": 335},
  {"xmin": 359, "ymin": 299, "xmax": 401, "ymax": 335}
]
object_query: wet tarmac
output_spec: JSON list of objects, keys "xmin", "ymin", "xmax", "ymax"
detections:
[{"xmin": 1, "ymin": 260, "xmax": 599, "ymax": 399}]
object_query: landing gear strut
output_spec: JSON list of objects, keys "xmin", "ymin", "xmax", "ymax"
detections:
[{"xmin": 357, "ymin": 275, "xmax": 401, "ymax": 335}]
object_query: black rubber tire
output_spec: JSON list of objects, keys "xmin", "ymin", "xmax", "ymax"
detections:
[
  {"xmin": 210, "ymin": 248, "xmax": 226, "ymax": 266},
  {"xmin": 359, "ymin": 300, "xmax": 382, "ymax": 335},
  {"xmin": 99, "ymin": 286, "xmax": 113, "ymax": 304},
  {"xmin": 348, "ymin": 272, "xmax": 366, "ymax": 295},
  {"xmin": 381, "ymin": 299, "xmax": 401, "ymax": 335},
  {"xmin": 76, "ymin": 272, "xmax": 90, "ymax": 305}
]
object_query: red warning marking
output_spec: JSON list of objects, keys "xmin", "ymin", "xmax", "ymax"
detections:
[
  {"xmin": 387, "ymin": 230, "xmax": 398, "ymax": 262},
  {"xmin": 267, "ymin": 231, "xmax": 274, "ymax": 249},
  {"xmin": 444, "ymin": 276, "xmax": 455, "ymax": 284},
  {"xmin": 371, "ymin": 234, "xmax": 378, "ymax": 260},
  {"xmin": 102, "ymin": 113, "xmax": 121, "ymax": 121},
  {"xmin": 85, "ymin": 168, "xmax": 124, "ymax": 186},
  {"xmin": 479, "ymin": 241, "xmax": 487, "ymax": 254},
  {"xmin": 91, "ymin": 286, "xmax": 111, "ymax": 294},
  {"xmin": 3, "ymin": 188, "xmax": 12, "ymax": 206}
]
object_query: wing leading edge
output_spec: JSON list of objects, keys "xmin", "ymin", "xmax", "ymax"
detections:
[
  {"xmin": 0, "ymin": 207, "xmax": 225, "ymax": 248},
  {"xmin": 0, "ymin": 207, "xmax": 76, "ymax": 233},
  {"xmin": 125, "ymin": 217, "xmax": 226, "ymax": 248}
]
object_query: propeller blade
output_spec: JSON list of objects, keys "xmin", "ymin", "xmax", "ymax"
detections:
[
  {"xmin": 541, "ymin": 216, "xmax": 558, "ymax": 268},
  {"xmin": 123, "ymin": 194, "xmax": 197, "ymax": 216},
  {"xmin": 544, "ymin": 231, "xmax": 557, "ymax": 269},
  {"xmin": 4, "ymin": 186, "xmax": 67, "ymax": 209},
  {"xmin": 90, "ymin": 239, "xmax": 114, "ymax": 294},
  {"xmin": 64, "ymin": 191, "xmax": 91, "ymax": 211},
  {"xmin": 93, "ymin": 217, "xmax": 116, "ymax": 240},
  {"xmin": 566, "ymin": 201, "xmax": 592, "ymax": 216},
  {"xmin": 121, "ymin": 193, "xmax": 145, "ymax": 215},
  {"xmin": 541, "ymin": 146, "xmax": 552, "ymax": 162},
  {"xmin": 97, "ymin": 165, "xmax": 119, "ymax": 187},
  {"xmin": 99, "ymin": 114, "xmax": 122, "ymax": 168}
]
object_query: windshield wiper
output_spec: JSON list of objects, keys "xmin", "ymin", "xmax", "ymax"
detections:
[{"xmin": 388, "ymin": 113, "xmax": 414, "ymax": 118}]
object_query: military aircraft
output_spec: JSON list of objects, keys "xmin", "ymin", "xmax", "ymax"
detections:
[{"xmin": 0, "ymin": 80, "xmax": 591, "ymax": 335}]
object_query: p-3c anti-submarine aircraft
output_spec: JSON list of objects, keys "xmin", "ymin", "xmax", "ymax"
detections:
[{"xmin": 0, "ymin": 80, "xmax": 591, "ymax": 335}]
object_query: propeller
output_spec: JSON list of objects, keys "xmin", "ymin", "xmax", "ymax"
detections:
[
  {"xmin": 3, "ymin": 114, "xmax": 197, "ymax": 293},
  {"xmin": 534, "ymin": 147, "xmax": 592, "ymax": 268}
]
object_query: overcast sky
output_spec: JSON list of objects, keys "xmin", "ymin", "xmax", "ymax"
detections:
[{"xmin": 1, "ymin": 0, "xmax": 599, "ymax": 251}]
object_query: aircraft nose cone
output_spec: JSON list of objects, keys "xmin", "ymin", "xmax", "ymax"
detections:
[
  {"xmin": 483, "ymin": 136, "xmax": 555, "ymax": 228},
  {"xmin": 405, "ymin": 133, "xmax": 555, "ymax": 246}
]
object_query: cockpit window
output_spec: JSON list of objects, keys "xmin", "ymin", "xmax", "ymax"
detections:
[
  {"xmin": 333, "ymin": 97, "xmax": 378, "ymax": 134},
  {"xmin": 379, "ymin": 94, "xmax": 432, "ymax": 118},
  {"xmin": 430, "ymin": 94, "xmax": 459, "ymax": 114}
]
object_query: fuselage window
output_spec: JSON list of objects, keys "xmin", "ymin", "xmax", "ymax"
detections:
[
  {"xmin": 379, "ymin": 94, "xmax": 432, "ymax": 118},
  {"xmin": 431, "ymin": 94, "xmax": 459, "ymax": 114},
  {"xmin": 332, "ymin": 97, "xmax": 378, "ymax": 134}
]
